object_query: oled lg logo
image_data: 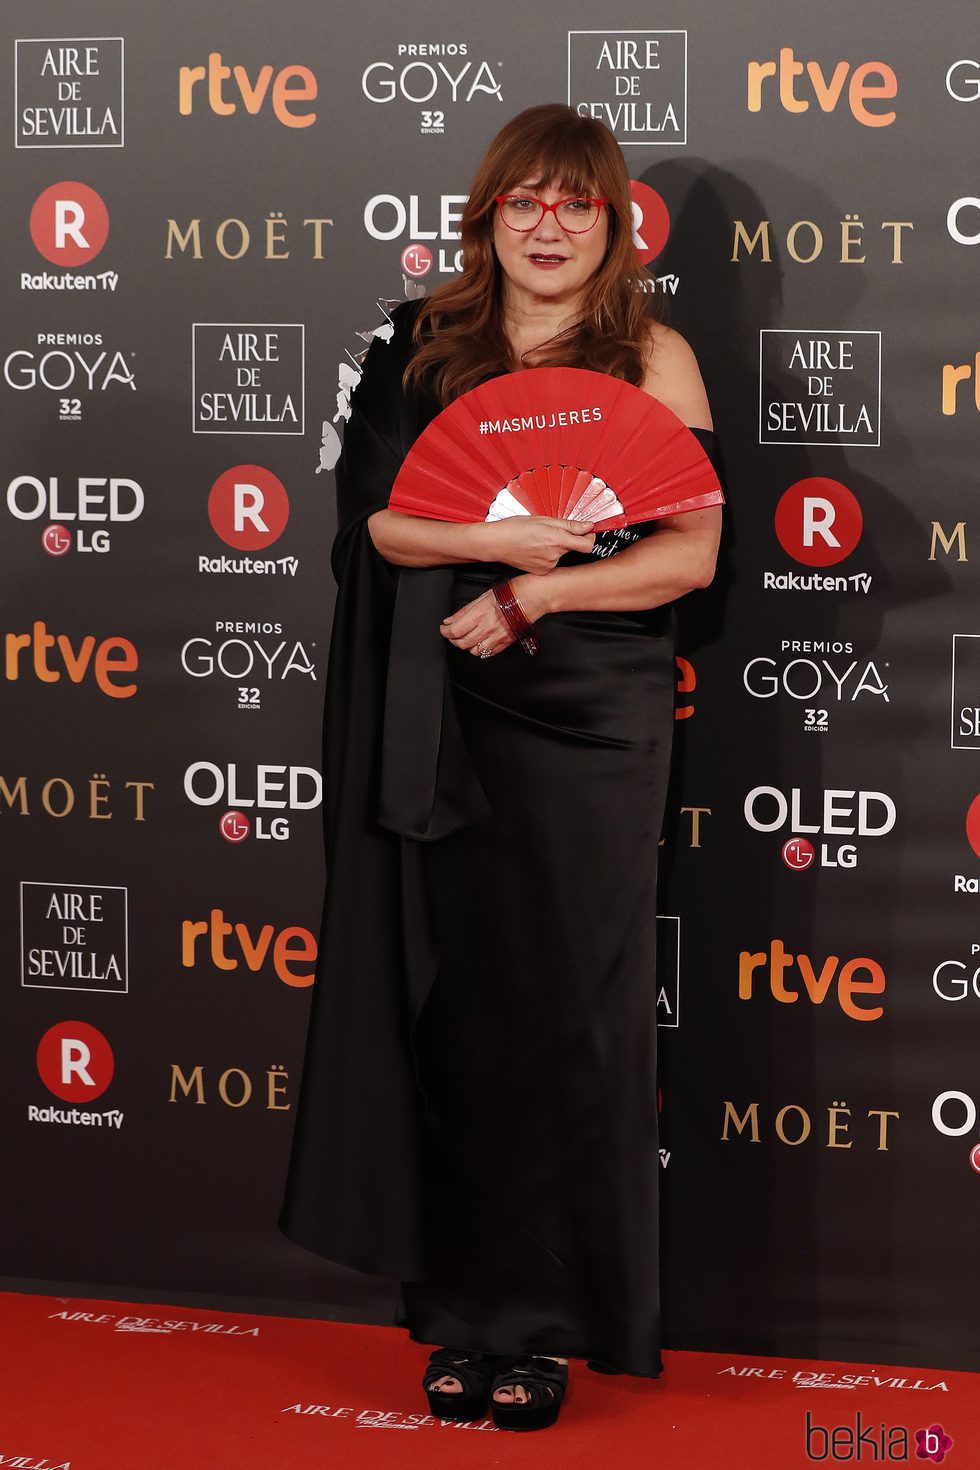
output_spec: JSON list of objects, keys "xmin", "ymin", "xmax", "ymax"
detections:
[
  {"xmin": 7, "ymin": 474, "xmax": 144, "ymax": 557},
  {"xmin": 934, "ymin": 1089, "xmax": 980, "ymax": 1175},
  {"xmin": 364, "ymin": 193, "xmax": 467, "ymax": 275},
  {"xmin": 201, "ymin": 465, "xmax": 297, "ymax": 577},
  {"xmin": 765, "ymin": 478, "xmax": 871, "ymax": 594},
  {"xmin": 23, "ymin": 180, "xmax": 118, "ymax": 292},
  {"xmin": 747, "ymin": 48, "xmax": 897, "ymax": 127},
  {"xmin": 184, "ymin": 761, "xmax": 322, "ymax": 843},
  {"xmin": 745, "ymin": 785, "xmax": 896, "ymax": 871}
]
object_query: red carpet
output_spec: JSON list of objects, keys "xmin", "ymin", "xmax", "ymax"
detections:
[{"xmin": 3, "ymin": 1290, "xmax": 973, "ymax": 1468}]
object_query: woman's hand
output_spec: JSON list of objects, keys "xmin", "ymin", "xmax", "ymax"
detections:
[
  {"xmin": 440, "ymin": 574, "xmax": 553, "ymax": 657},
  {"xmin": 479, "ymin": 515, "xmax": 596, "ymax": 574}
]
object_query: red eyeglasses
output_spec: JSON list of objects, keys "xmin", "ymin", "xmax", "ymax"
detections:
[{"xmin": 495, "ymin": 194, "xmax": 610, "ymax": 234}]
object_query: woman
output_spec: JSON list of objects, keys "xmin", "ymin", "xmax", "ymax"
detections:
[{"xmin": 278, "ymin": 103, "xmax": 723, "ymax": 1433}]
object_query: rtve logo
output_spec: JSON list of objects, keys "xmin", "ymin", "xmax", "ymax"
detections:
[
  {"xmin": 775, "ymin": 477, "xmax": 863, "ymax": 565},
  {"xmin": 739, "ymin": 941, "xmax": 886, "ymax": 1020},
  {"xmin": 181, "ymin": 909, "xmax": 317, "ymax": 987},
  {"xmin": 942, "ymin": 352, "xmax": 980, "ymax": 415},
  {"xmin": 3, "ymin": 621, "xmax": 138, "ymax": 698},
  {"xmin": 178, "ymin": 53, "xmax": 317, "ymax": 128},
  {"xmin": 30, "ymin": 181, "xmax": 109, "ymax": 266},
  {"xmin": 747, "ymin": 48, "xmax": 897, "ymax": 127}
]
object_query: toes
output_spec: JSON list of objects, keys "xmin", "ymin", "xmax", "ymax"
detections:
[{"xmin": 434, "ymin": 1375, "xmax": 461, "ymax": 1393}]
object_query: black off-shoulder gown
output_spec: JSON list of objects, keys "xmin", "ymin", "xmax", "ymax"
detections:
[{"xmin": 277, "ymin": 299, "xmax": 724, "ymax": 1379}]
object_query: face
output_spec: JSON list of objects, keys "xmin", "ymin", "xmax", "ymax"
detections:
[{"xmin": 491, "ymin": 171, "xmax": 610, "ymax": 312}]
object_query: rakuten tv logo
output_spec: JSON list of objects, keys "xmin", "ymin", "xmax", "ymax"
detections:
[
  {"xmin": 3, "ymin": 621, "xmax": 138, "ymax": 697},
  {"xmin": 208, "ymin": 465, "xmax": 289, "ymax": 549},
  {"xmin": 36, "ymin": 1019, "xmax": 114, "ymax": 1101},
  {"xmin": 30, "ymin": 181, "xmax": 109, "ymax": 265},
  {"xmin": 765, "ymin": 478, "xmax": 871, "ymax": 594}
]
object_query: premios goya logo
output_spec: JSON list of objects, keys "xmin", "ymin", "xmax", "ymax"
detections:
[
  {"xmin": 180, "ymin": 620, "xmax": 316, "ymax": 711},
  {"xmin": 3, "ymin": 620, "xmax": 137, "ymax": 697},
  {"xmin": 743, "ymin": 639, "xmax": 888, "ymax": 733},
  {"xmin": 361, "ymin": 42, "xmax": 503, "ymax": 136},
  {"xmin": 15, "ymin": 38, "xmax": 124, "ymax": 148},
  {"xmin": 3, "ymin": 331, "xmax": 135, "ymax": 422}
]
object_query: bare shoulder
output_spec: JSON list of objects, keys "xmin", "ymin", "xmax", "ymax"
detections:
[{"xmin": 639, "ymin": 319, "xmax": 713, "ymax": 430}]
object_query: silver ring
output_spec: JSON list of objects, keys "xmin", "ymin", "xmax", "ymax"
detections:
[{"xmin": 479, "ymin": 643, "xmax": 492, "ymax": 658}]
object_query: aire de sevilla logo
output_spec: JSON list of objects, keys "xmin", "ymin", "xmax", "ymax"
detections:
[
  {"xmin": 30, "ymin": 181, "xmax": 109, "ymax": 265},
  {"xmin": 766, "ymin": 477, "xmax": 871, "ymax": 594}
]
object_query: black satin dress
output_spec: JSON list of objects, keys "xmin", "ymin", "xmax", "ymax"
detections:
[{"xmin": 277, "ymin": 298, "xmax": 724, "ymax": 1380}]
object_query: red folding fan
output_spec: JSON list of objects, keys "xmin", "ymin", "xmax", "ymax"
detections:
[{"xmin": 388, "ymin": 365, "xmax": 723, "ymax": 528}]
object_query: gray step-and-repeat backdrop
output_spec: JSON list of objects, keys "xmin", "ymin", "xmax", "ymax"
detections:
[{"xmin": 3, "ymin": 0, "xmax": 978, "ymax": 1371}]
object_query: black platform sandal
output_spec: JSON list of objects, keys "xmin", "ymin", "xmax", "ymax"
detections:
[
  {"xmin": 422, "ymin": 1347, "xmax": 503, "ymax": 1421},
  {"xmin": 489, "ymin": 1354, "xmax": 569, "ymax": 1431},
  {"xmin": 587, "ymin": 1358, "xmax": 624, "ymax": 1374}
]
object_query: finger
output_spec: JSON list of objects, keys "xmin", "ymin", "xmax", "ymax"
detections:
[
  {"xmin": 565, "ymin": 519, "xmax": 595, "ymax": 534},
  {"xmin": 560, "ymin": 531, "xmax": 596, "ymax": 550}
]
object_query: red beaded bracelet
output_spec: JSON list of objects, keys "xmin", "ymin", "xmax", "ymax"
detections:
[{"xmin": 491, "ymin": 578, "xmax": 539, "ymax": 656}]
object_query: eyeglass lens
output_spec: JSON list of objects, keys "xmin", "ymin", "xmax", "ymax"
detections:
[{"xmin": 499, "ymin": 196, "xmax": 601, "ymax": 232}]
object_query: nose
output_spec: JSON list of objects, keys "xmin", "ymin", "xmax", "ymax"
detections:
[{"xmin": 531, "ymin": 207, "xmax": 564, "ymax": 243}]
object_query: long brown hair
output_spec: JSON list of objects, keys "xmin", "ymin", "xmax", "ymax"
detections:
[{"xmin": 402, "ymin": 103, "xmax": 668, "ymax": 406}]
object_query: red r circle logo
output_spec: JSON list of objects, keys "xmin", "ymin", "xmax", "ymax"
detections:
[
  {"xmin": 629, "ymin": 181, "xmax": 670, "ymax": 266},
  {"xmin": 30, "ymin": 181, "xmax": 110, "ymax": 266},
  {"xmin": 966, "ymin": 794, "xmax": 980, "ymax": 858},
  {"xmin": 774, "ymin": 478, "xmax": 863, "ymax": 567},
  {"xmin": 208, "ymin": 466, "xmax": 289, "ymax": 550},
  {"xmin": 36, "ymin": 1020, "xmax": 114, "ymax": 1102}
]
